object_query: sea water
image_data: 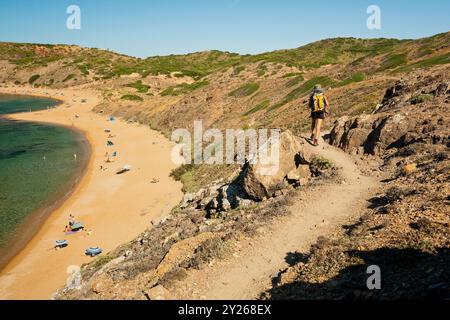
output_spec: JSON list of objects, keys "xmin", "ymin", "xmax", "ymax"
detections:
[{"xmin": 0, "ymin": 94, "xmax": 87, "ymax": 259}]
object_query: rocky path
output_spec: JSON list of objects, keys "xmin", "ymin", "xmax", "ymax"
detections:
[{"xmin": 174, "ymin": 137, "xmax": 380, "ymax": 300}]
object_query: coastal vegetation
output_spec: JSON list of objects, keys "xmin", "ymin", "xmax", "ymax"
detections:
[
  {"xmin": 160, "ymin": 80, "xmax": 210, "ymax": 96},
  {"xmin": 228, "ymin": 82, "xmax": 260, "ymax": 98},
  {"xmin": 121, "ymin": 94, "xmax": 143, "ymax": 101}
]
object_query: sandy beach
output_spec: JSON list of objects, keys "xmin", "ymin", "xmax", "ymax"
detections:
[{"xmin": 0, "ymin": 85, "xmax": 183, "ymax": 299}]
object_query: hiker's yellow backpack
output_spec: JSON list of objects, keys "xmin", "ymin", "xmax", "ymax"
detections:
[{"xmin": 313, "ymin": 93, "xmax": 326, "ymax": 112}]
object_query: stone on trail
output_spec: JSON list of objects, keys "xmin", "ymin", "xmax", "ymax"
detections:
[
  {"xmin": 145, "ymin": 285, "xmax": 171, "ymax": 300},
  {"xmin": 242, "ymin": 130, "xmax": 314, "ymax": 201},
  {"xmin": 287, "ymin": 164, "xmax": 311, "ymax": 182}
]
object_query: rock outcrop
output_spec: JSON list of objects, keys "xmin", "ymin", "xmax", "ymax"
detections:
[
  {"xmin": 329, "ymin": 75, "xmax": 449, "ymax": 156},
  {"xmin": 241, "ymin": 130, "xmax": 314, "ymax": 201},
  {"xmin": 262, "ymin": 69, "xmax": 450, "ymax": 301},
  {"xmin": 178, "ymin": 131, "xmax": 318, "ymax": 212}
]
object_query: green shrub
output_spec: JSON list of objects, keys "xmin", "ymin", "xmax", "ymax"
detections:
[
  {"xmin": 257, "ymin": 69, "xmax": 266, "ymax": 77},
  {"xmin": 121, "ymin": 94, "xmax": 143, "ymax": 101},
  {"xmin": 179, "ymin": 69, "xmax": 207, "ymax": 80},
  {"xmin": 28, "ymin": 74, "xmax": 40, "ymax": 84},
  {"xmin": 378, "ymin": 53, "xmax": 408, "ymax": 71},
  {"xmin": 256, "ymin": 64, "xmax": 268, "ymax": 77},
  {"xmin": 160, "ymin": 80, "xmax": 209, "ymax": 96},
  {"xmin": 411, "ymin": 94, "xmax": 434, "ymax": 104},
  {"xmin": 283, "ymin": 72, "xmax": 303, "ymax": 78},
  {"xmin": 170, "ymin": 164, "xmax": 194, "ymax": 181},
  {"xmin": 233, "ymin": 65, "xmax": 245, "ymax": 76},
  {"xmin": 335, "ymin": 72, "xmax": 366, "ymax": 87},
  {"xmin": 78, "ymin": 64, "xmax": 90, "ymax": 75},
  {"xmin": 311, "ymin": 156, "xmax": 333, "ymax": 171},
  {"xmin": 394, "ymin": 53, "xmax": 450, "ymax": 73},
  {"xmin": 285, "ymin": 75, "xmax": 304, "ymax": 88},
  {"xmin": 243, "ymin": 100, "xmax": 270, "ymax": 116},
  {"xmin": 91, "ymin": 254, "xmax": 114, "ymax": 269},
  {"xmin": 228, "ymin": 82, "xmax": 260, "ymax": 98},
  {"xmin": 126, "ymin": 80, "xmax": 150, "ymax": 93},
  {"xmin": 63, "ymin": 74, "xmax": 76, "ymax": 82}
]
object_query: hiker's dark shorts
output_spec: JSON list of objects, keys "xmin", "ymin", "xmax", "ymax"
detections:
[{"xmin": 311, "ymin": 111, "xmax": 325, "ymax": 120}]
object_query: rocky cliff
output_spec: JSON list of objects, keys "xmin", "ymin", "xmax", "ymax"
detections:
[{"xmin": 262, "ymin": 68, "xmax": 449, "ymax": 300}]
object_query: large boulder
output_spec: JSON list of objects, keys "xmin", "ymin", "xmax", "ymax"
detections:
[
  {"xmin": 364, "ymin": 114, "xmax": 414, "ymax": 154},
  {"xmin": 242, "ymin": 130, "xmax": 313, "ymax": 201},
  {"xmin": 330, "ymin": 112, "xmax": 417, "ymax": 155},
  {"xmin": 329, "ymin": 115, "xmax": 374, "ymax": 153}
]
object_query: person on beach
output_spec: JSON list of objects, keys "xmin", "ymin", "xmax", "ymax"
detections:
[
  {"xmin": 309, "ymin": 84, "xmax": 330, "ymax": 147},
  {"xmin": 68, "ymin": 214, "xmax": 75, "ymax": 226}
]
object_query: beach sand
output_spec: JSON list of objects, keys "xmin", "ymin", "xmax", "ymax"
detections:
[{"xmin": 0, "ymin": 85, "xmax": 183, "ymax": 299}]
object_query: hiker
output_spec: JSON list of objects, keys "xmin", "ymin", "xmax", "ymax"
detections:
[{"xmin": 309, "ymin": 84, "xmax": 330, "ymax": 146}]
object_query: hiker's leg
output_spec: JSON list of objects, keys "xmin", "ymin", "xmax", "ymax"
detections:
[
  {"xmin": 311, "ymin": 117, "xmax": 315, "ymax": 138},
  {"xmin": 312, "ymin": 118, "xmax": 318, "ymax": 139},
  {"xmin": 315, "ymin": 118, "xmax": 323, "ymax": 141}
]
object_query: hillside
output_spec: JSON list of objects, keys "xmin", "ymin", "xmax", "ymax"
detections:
[
  {"xmin": 1, "ymin": 31, "xmax": 449, "ymax": 300},
  {"xmin": 1, "ymin": 34, "xmax": 449, "ymax": 137}
]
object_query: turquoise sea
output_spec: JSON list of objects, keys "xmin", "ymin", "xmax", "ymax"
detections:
[{"xmin": 0, "ymin": 94, "xmax": 88, "ymax": 268}]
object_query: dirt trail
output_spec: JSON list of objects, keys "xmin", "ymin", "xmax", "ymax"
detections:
[{"xmin": 175, "ymin": 136, "xmax": 380, "ymax": 300}]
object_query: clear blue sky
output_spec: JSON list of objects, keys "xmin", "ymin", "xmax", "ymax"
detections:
[{"xmin": 0, "ymin": 0, "xmax": 449, "ymax": 58}]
